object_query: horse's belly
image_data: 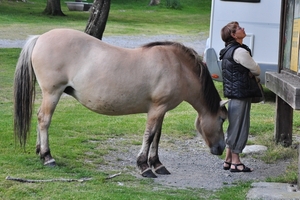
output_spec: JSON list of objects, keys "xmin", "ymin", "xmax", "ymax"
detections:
[
  {"xmin": 70, "ymin": 71, "xmax": 180, "ymax": 116},
  {"xmin": 75, "ymin": 93, "xmax": 150, "ymax": 116}
]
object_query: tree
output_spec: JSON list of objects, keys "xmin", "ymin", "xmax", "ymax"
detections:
[
  {"xmin": 43, "ymin": 0, "xmax": 66, "ymax": 16},
  {"xmin": 149, "ymin": 0, "xmax": 160, "ymax": 6},
  {"xmin": 85, "ymin": 0, "xmax": 111, "ymax": 40}
]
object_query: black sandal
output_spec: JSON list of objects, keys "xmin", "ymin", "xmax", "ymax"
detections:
[
  {"xmin": 230, "ymin": 163, "xmax": 253, "ymax": 172},
  {"xmin": 223, "ymin": 161, "xmax": 231, "ymax": 170}
]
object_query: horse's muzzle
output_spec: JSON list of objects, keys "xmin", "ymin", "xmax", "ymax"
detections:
[{"xmin": 210, "ymin": 141, "xmax": 225, "ymax": 155}]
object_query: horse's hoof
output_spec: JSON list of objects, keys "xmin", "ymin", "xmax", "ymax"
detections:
[
  {"xmin": 141, "ymin": 168, "xmax": 157, "ymax": 178},
  {"xmin": 44, "ymin": 158, "xmax": 56, "ymax": 167},
  {"xmin": 155, "ymin": 165, "xmax": 171, "ymax": 175}
]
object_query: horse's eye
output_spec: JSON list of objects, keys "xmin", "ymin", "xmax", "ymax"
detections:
[{"xmin": 219, "ymin": 116, "xmax": 225, "ymax": 123}]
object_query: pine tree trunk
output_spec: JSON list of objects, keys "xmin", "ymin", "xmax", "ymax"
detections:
[
  {"xmin": 85, "ymin": 0, "xmax": 111, "ymax": 40},
  {"xmin": 43, "ymin": 0, "xmax": 66, "ymax": 16}
]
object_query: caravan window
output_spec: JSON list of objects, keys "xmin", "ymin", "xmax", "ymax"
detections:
[{"xmin": 221, "ymin": 0, "xmax": 260, "ymax": 2}]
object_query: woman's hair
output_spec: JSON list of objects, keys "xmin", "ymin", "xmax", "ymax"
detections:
[{"xmin": 221, "ymin": 21, "xmax": 239, "ymax": 46}]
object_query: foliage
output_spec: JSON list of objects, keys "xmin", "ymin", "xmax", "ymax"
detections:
[{"xmin": 166, "ymin": 0, "xmax": 182, "ymax": 9}]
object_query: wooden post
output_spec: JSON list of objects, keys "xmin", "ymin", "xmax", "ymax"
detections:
[
  {"xmin": 274, "ymin": 96, "xmax": 293, "ymax": 147},
  {"xmin": 298, "ymin": 144, "xmax": 300, "ymax": 190}
]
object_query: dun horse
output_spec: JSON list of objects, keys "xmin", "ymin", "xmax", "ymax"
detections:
[{"xmin": 14, "ymin": 29, "xmax": 227, "ymax": 178}]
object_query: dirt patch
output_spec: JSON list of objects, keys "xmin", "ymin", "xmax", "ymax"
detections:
[{"xmin": 95, "ymin": 134, "xmax": 291, "ymax": 190}]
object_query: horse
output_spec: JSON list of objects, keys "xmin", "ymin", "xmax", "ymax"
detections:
[{"xmin": 14, "ymin": 29, "xmax": 227, "ymax": 178}]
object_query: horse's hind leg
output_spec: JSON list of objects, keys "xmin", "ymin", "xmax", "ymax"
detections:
[
  {"xmin": 36, "ymin": 93, "xmax": 61, "ymax": 166},
  {"xmin": 36, "ymin": 108, "xmax": 41, "ymax": 155}
]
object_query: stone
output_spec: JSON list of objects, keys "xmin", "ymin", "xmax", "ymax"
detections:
[
  {"xmin": 243, "ymin": 145, "xmax": 267, "ymax": 154},
  {"xmin": 247, "ymin": 182, "xmax": 300, "ymax": 200}
]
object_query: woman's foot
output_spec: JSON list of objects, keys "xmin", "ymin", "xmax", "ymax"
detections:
[
  {"xmin": 223, "ymin": 161, "xmax": 231, "ymax": 170},
  {"xmin": 230, "ymin": 163, "xmax": 253, "ymax": 172}
]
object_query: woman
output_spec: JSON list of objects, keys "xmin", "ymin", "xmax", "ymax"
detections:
[{"xmin": 219, "ymin": 21, "xmax": 261, "ymax": 172}]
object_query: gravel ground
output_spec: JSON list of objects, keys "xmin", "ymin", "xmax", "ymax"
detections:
[
  {"xmin": 0, "ymin": 33, "xmax": 207, "ymax": 55},
  {"xmin": 1, "ymin": 33, "xmax": 291, "ymax": 191},
  {"xmin": 97, "ymin": 135, "xmax": 290, "ymax": 190}
]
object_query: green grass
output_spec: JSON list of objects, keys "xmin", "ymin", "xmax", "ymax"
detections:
[
  {"xmin": 1, "ymin": 0, "xmax": 300, "ymax": 199},
  {"xmin": 208, "ymin": 182, "xmax": 252, "ymax": 200},
  {"xmin": 0, "ymin": 0, "xmax": 210, "ymax": 39}
]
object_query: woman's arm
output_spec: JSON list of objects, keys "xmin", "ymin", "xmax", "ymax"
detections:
[{"xmin": 233, "ymin": 47, "xmax": 261, "ymax": 76}]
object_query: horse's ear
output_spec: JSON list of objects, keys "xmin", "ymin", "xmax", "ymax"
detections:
[{"xmin": 220, "ymin": 99, "xmax": 230, "ymax": 107}]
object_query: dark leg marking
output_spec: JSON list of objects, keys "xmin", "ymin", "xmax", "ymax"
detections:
[
  {"xmin": 40, "ymin": 150, "xmax": 56, "ymax": 167},
  {"xmin": 149, "ymin": 156, "xmax": 171, "ymax": 175},
  {"xmin": 141, "ymin": 168, "xmax": 157, "ymax": 178}
]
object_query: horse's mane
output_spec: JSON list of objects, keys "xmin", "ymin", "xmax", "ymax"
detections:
[{"xmin": 142, "ymin": 41, "xmax": 221, "ymax": 114}]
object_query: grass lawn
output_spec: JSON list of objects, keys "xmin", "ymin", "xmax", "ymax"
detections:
[{"xmin": 0, "ymin": 0, "xmax": 210, "ymax": 39}]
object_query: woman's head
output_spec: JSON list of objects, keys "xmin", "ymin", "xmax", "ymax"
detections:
[{"xmin": 221, "ymin": 21, "xmax": 246, "ymax": 45}]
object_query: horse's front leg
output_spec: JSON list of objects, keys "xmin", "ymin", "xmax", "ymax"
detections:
[
  {"xmin": 148, "ymin": 124, "xmax": 171, "ymax": 175},
  {"xmin": 137, "ymin": 110, "xmax": 169, "ymax": 178},
  {"xmin": 137, "ymin": 127, "xmax": 156, "ymax": 178},
  {"xmin": 36, "ymin": 94, "xmax": 60, "ymax": 166}
]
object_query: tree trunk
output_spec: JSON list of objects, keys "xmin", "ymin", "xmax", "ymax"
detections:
[
  {"xmin": 85, "ymin": 0, "xmax": 111, "ymax": 40},
  {"xmin": 43, "ymin": 0, "xmax": 66, "ymax": 16},
  {"xmin": 149, "ymin": 0, "xmax": 160, "ymax": 6}
]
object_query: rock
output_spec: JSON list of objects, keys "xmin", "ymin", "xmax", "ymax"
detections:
[
  {"xmin": 247, "ymin": 182, "xmax": 300, "ymax": 200},
  {"xmin": 243, "ymin": 145, "xmax": 267, "ymax": 154}
]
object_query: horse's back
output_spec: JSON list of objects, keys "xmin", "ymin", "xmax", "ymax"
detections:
[
  {"xmin": 32, "ymin": 29, "xmax": 119, "ymax": 69},
  {"xmin": 31, "ymin": 29, "xmax": 128, "ymax": 92}
]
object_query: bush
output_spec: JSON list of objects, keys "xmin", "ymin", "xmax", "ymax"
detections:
[{"xmin": 166, "ymin": 0, "xmax": 182, "ymax": 9}]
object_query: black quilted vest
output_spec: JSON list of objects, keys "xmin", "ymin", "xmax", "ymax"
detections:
[{"xmin": 219, "ymin": 42, "xmax": 260, "ymax": 99}]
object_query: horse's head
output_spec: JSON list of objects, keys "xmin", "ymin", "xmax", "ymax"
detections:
[{"xmin": 195, "ymin": 100, "xmax": 228, "ymax": 155}]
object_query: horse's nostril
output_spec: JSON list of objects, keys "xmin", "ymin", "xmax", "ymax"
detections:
[{"xmin": 210, "ymin": 142, "xmax": 225, "ymax": 155}]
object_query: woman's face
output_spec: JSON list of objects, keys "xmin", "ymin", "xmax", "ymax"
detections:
[{"xmin": 232, "ymin": 25, "xmax": 246, "ymax": 40}]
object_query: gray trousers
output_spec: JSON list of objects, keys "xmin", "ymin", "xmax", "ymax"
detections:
[{"xmin": 226, "ymin": 98, "xmax": 251, "ymax": 154}]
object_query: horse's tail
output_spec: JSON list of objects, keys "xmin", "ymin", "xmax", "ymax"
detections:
[{"xmin": 14, "ymin": 35, "xmax": 39, "ymax": 148}]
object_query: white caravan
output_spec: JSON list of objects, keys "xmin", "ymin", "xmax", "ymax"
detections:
[{"xmin": 204, "ymin": 0, "xmax": 281, "ymax": 83}]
